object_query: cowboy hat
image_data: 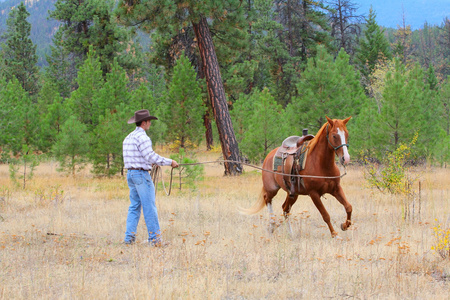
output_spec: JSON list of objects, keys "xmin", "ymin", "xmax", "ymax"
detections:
[{"xmin": 127, "ymin": 109, "xmax": 158, "ymax": 124}]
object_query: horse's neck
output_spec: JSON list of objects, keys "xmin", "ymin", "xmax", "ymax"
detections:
[{"xmin": 311, "ymin": 134, "xmax": 336, "ymax": 163}]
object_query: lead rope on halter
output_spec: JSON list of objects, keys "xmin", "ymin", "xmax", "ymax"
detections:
[{"xmin": 151, "ymin": 159, "xmax": 348, "ymax": 196}]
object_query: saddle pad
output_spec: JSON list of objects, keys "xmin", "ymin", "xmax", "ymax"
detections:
[
  {"xmin": 297, "ymin": 146, "xmax": 308, "ymax": 170},
  {"xmin": 273, "ymin": 156, "xmax": 283, "ymax": 171}
]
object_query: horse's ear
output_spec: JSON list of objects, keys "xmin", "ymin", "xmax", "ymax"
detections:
[
  {"xmin": 326, "ymin": 116, "xmax": 334, "ymax": 126},
  {"xmin": 343, "ymin": 116, "xmax": 352, "ymax": 125}
]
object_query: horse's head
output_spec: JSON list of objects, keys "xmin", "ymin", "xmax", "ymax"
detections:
[{"xmin": 325, "ymin": 116, "xmax": 351, "ymax": 165}]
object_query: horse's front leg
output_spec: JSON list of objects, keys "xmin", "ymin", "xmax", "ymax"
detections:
[
  {"xmin": 332, "ymin": 185, "xmax": 352, "ymax": 231},
  {"xmin": 309, "ymin": 191, "xmax": 338, "ymax": 238}
]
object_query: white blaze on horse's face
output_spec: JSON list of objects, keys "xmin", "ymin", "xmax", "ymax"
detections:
[{"xmin": 337, "ymin": 127, "xmax": 350, "ymax": 164}]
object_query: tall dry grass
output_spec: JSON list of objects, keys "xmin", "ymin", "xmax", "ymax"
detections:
[{"xmin": 1, "ymin": 150, "xmax": 449, "ymax": 299}]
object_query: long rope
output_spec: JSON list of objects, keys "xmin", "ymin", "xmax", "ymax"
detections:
[{"xmin": 151, "ymin": 159, "xmax": 347, "ymax": 196}]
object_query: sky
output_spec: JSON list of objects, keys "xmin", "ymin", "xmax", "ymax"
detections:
[{"xmin": 353, "ymin": 0, "xmax": 449, "ymax": 29}]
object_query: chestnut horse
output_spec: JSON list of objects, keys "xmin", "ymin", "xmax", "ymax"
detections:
[{"xmin": 242, "ymin": 116, "xmax": 352, "ymax": 238}]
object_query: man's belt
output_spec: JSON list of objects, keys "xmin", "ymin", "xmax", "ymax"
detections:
[{"xmin": 127, "ymin": 168, "xmax": 149, "ymax": 171}]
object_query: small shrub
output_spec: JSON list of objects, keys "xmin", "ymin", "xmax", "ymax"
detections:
[
  {"xmin": 365, "ymin": 132, "xmax": 418, "ymax": 195},
  {"xmin": 431, "ymin": 220, "xmax": 450, "ymax": 259},
  {"xmin": 33, "ymin": 185, "xmax": 65, "ymax": 207},
  {"xmin": 169, "ymin": 148, "xmax": 204, "ymax": 191}
]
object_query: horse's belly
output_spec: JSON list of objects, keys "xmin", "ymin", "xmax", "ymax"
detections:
[{"xmin": 304, "ymin": 179, "xmax": 339, "ymax": 196}]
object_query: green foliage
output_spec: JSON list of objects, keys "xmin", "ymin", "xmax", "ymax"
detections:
[
  {"xmin": 52, "ymin": 116, "xmax": 90, "ymax": 175},
  {"xmin": 44, "ymin": 30, "xmax": 75, "ymax": 98},
  {"xmin": 130, "ymin": 83, "xmax": 167, "ymax": 144},
  {"xmin": 365, "ymin": 133, "xmax": 418, "ymax": 195},
  {"xmin": 169, "ymin": 148, "xmax": 204, "ymax": 191},
  {"xmin": 164, "ymin": 53, "xmax": 205, "ymax": 149},
  {"xmin": 1, "ymin": 2, "xmax": 40, "ymax": 95},
  {"xmin": 8, "ymin": 144, "xmax": 39, "ymax": 189},
  {"xmin": 355, "ymin": 7, "xmax": 392, "ymax": 80},
  {"xmin": 98, "ymin": 58, "xmax": 130, "ymax": 114},
  {"xmin": 373, "ymin": 60, "xmax": 439, "ymax": 159},
  {"xmin": 287, "ymin": 46, "xmax": 366, "ymax": 133},
  {"xmin": 49, "ymin": 0, "xmax": 141, "ymax": 76},
  {"xmin": 0, "ymin": 0, "xmax": 449, "ymax": 173},
  {"xmin": 248, "ymin": 0, "xmax": 299, "ymax": 106},
  {"xmin": 0, "ymin": 76, "xmax": 38, "ymax": 156},
  {"xmin": 351, "ymin": 98, "xmax": 379, "ymax": 161},
  {"xmin": 90, "ymin": 107, "xmax": 129, "ymax": 176},
  {"xmin": 232, "ymin": 88, "xmax": 287, "ymax": 162},
  {"xmin": 439, "ymin": 76, "xmax": 450, "ymax": 136},
  {"xmin": 67, "ymin": 47, "xmax": 104, "ymax": 130},
  {"xmin": 36, "ymin": 80, "xmax": 70, "ymax": 153}
]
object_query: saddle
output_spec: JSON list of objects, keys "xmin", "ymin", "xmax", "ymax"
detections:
[{"xmin": 273, "ymin": 132, "xmax": 314, "ymax": 195}]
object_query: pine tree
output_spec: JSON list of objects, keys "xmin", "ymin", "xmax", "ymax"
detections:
[
  {"xmin": 441, "ymin": 76, "xmax": 450, "ymax": 136},
  {"xmin": 355, "ymin": 7, "xmax": 392, "ymax": 81},
  {"xmin": 44, "ymin": 30, "xmax": 75, "ymax": 98},
  {"xmin": 433, "ymin": 76, "xmax": 450, "ymax": 164},
  {"xmin": 1, "ymin": 2, "xmax": 40, "ymax": 95},
  {"xmin": 97, "ymin": 58, "xmax": 130, "ymax": 115},
  {"xmin": 48, "ymin": 0, "xmax": 142, "ymax": 78},
  {"xmin": 52, "ymin": 116, "xmax": 90, "ymax": 175},
  {"xmin": 36, "ymin": 80, "xmax": 70, "ymax": 152},
  {"xmin": 438, "ymin": 18, "xmax": 450, "ymax": 78},
  {"xmin": 67, "ymin": 47, "xmax": 104, "ymax": 130},
  {"xmin": 287, "ymin": 46, "xmax": 366, "ymax": 132},
  {"xmin": 0, "ymin": 77, "xmax": 30, "ymax": 156},
  {"xmin": 90, "ymin": 61, "xmax": 131, "ymax": 176},
  {"xmin": 351, "ymin": 97, "xmax": 379, "ymax": 161},
  {"xmin": 90, "ymin": 105, "xmax": 129, "ymax": 176},
  {"xmin": 374, "ymin": 59, "xmax": 433, "ymax": 159},
  {"xmin": 274, "ymin": 0, "xmax": 333, "ymax": 62},
  {"xmin": 165, "ymin": 53, "xmax": 204, "ymax": 149},
  {"xmin": 234, "ymin": 88, "xmax": 287, "ymax": 162},
  {"xmin": 249, "ymin": 0, "xmax": 297, "ymax": 107},
  {"xmin": 393, "ymin": 11, "xmax": 413, "ymax": 65},
  {"xmin": 0, "ymin": 76, "xmax": 40, "ymax": 185},
  {"xmin": 130, "ymin": 83, "xmax": 166, "ymax": 144}
]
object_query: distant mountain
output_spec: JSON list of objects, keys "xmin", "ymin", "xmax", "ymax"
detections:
[{"xmin": 353, "ymin": 0, "xmax": 448, "ymax": 29}]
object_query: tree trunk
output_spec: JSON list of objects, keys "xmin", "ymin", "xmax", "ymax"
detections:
[
  {"xmin": 195, "ymin": 44, "xmax": 214, "ymax": 151},
  {"xmin": 203, "ymin": 110, "xmax": 213, "ymax": 151},
  {"xmin": 192, "ymin": 16, "xmax": 242, "ymax": 175}
]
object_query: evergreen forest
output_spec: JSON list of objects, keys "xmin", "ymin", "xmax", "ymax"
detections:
[{"xmin": 1, "ymin": 0, "xmax": 450, "ymax": 178}]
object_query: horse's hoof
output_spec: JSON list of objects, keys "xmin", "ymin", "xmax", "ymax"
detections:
[
  {"xmin": 334, "ymin": 235, "xmax": 343, "ymax": 240},
  {"xmin": 341, "ymin": 221, "xmax": 351, "ymax": 231}
]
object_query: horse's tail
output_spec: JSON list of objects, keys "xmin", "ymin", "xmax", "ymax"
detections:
[{"xmin": 238, "ymin": 188, "xmax": 266, "ymax": 215}]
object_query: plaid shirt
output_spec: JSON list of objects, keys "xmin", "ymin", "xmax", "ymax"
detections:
[{"xmin": 123, "ymin": 127, "xmax": 172, "ymax": 170}]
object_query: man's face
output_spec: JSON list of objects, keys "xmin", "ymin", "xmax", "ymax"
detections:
[{"xmin": 143, "ymin": 120, "xmax": 151, "ymax": 130}]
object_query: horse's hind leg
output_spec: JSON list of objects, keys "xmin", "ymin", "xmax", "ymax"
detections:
[
  {"xmin": 282, "ymin": 194, "xmax": 298, "ymax": 237},
  {"xmin": 264, "ymin": 188, "xmax": 279, "ymax": 233},
  {"xmin": 332, "ymin": 185, "xmax": 352, "ymax": 231}
]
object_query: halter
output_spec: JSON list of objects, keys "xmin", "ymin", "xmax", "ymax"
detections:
[{"xmin": 326, "ymin": 124, "xmax": 349, "ymax": 151}]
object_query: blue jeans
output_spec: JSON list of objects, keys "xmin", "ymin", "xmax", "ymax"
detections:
[{"xmin": 124, "ymin": 170, "xmax": 161, "ymax": 244}]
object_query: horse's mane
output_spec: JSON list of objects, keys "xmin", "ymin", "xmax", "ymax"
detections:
[{"xmin": 306, "ymin": 122, "xmax": 328, "ymax": 153}]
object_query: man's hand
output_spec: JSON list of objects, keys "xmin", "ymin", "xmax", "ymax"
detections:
[{"xmin": 171, "ymin": 160, "xmax": 179, "ymax": 168}]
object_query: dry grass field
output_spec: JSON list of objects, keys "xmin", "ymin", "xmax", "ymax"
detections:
[{"xmin": 1, "ymin": 149, "xmax": 449, "ymax": 299}]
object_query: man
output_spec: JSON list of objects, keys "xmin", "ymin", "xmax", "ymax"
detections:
[{"xmin": 123, "ymin": 109, "xmax": 179, "ymax": 246}]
